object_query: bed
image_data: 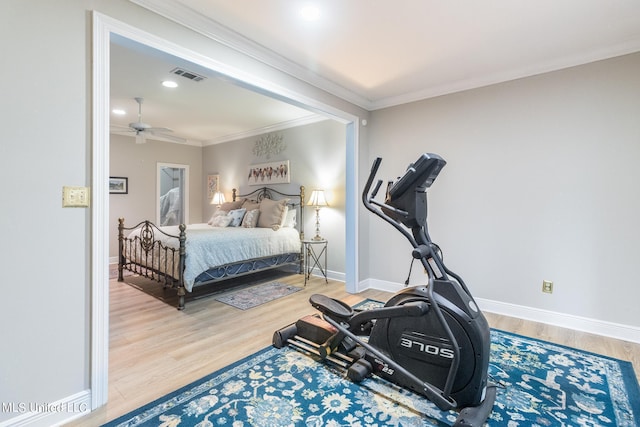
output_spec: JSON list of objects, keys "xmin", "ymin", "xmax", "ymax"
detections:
[{"xmin": 117, "ymin": 186, "xmax": 305, "ymax": 310}]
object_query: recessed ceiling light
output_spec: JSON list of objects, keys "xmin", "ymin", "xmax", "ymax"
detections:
[
  {"xmin": 112, "ymin": 109, "xmax": 126, "ymax": 115},
  {"xmin": 162, "ymin": 80, "xmax": 178, "ymax": 88},
  {"xmin": 300, "ymin": 4, "xmax": 321, "ymax": 21}
]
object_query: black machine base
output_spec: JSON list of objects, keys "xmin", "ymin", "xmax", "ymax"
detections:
[{"xmin": 273, "ymin": 303, "xmax": 496, "ymax": 427}]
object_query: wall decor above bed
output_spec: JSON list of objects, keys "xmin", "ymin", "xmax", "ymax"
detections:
[
  {"xmin": 207, "ymin": 174, "xmax": 220, "ymax": 199},
  {"xmin": 252, "ymin": 133, "xmax": 285, "ymax": 159},
  {"xmin": 117, "ymin": 185, "xmax": 305, "ymax": 310},
  {"xmin": 248, "ymin": 160, "xmax": 290, "ymax": 186}
]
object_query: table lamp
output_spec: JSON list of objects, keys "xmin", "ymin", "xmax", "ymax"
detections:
[{"xmin": 307, "ymin": 189, "xmax": 328, "ymax": 241}]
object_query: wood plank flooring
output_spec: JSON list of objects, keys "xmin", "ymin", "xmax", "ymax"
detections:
[{"xmin": 66, "ymin": 273, "xmax": 640, "ymax": 426}]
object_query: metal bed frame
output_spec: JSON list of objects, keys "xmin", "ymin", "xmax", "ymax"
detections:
[{"xmin": 117, "ymin": 185, "xmax": 305, "ymax": 310}]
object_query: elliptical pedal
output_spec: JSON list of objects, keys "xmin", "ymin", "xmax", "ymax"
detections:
[{"xmin": 286, "ymin": 335, "xmax": 354, "ymax": 368}]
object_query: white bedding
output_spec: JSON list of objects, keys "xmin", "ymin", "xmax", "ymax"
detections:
[{"xmin": 124, "ymin": 224, "xmax": 301, "ymax": 292}]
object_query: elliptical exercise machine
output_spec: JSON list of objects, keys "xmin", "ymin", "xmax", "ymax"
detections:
[{"xmin": 273, "ymin": 154, "xmax": 496, "ymax": 426}]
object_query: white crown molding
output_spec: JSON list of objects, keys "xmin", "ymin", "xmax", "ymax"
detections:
[
  {"xmin": 370, "ymin": 37, "xmax": 640, "ymax": 110},
  {"xmin": 128, "ymin": 0, "xmax": 373, "ymax": 110},
  {"xmin": 203, "ymin": 114, "xmax": 328, "ymax": 146},
  {"xmin": 110, "ymin": 130, "xmax": 204, "ymax": 147}
]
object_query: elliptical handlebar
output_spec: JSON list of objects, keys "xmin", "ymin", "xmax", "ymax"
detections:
[
  {"xmin": 362, "ymin": 157, "xmax": 417, "ymax": 248},
  {"xmin": 362, "ymin": 157, "xmax": 382, "ymax": 200},
  {"xmin": 362, "ymin": 155, "xmax": 459, "ymax": 283}
]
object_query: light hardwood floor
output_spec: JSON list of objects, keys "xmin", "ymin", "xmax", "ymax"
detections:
[{"xmin": 67, "ymin": 273, "xmax": 640, "ymax": 426}]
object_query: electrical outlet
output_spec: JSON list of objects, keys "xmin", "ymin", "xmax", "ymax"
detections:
[{"xmin": 542, "ymin": 280, "xmax": 553, "ymax": 294}]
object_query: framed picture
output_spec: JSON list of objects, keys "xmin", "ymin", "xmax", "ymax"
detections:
[
  {"xmin": 109, "ymin": 177, "xmax": 128, "ymax": 194},
  {"xmin": 248, "ymin": 160, "xmax": 290, "ymax": 186},
  {"xmin": 207, "ymin": 174, "xmax": 220, "ymax": 199}
]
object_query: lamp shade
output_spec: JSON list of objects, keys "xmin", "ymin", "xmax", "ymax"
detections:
[
  {"xmin": 307, "ymin": 189, "xmax": 328, "ymax": 207},
  {"xmin": 210, "ymin": 191, "xmax": 226, "ymax": 205}
]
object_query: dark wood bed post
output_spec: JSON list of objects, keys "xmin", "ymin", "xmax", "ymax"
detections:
[
  {"xmin": 177, "ymin": 223, "xmax": 187, "ymax": 310},
  {"xmin": 117, "ymin": 218, "xmax": 125, "ymax": 282}
]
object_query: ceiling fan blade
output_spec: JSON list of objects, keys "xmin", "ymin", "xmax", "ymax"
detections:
[
  {"xmin": 147, "ymin": 127, "xmax": 173, "ymax": 133},
  {"xmin": 110, "ymin": 124, "xmax": 135, "ymax": 132},
  {"xmin": 147, "ymin": 130, "xmax": 187, "ymax": 144}
]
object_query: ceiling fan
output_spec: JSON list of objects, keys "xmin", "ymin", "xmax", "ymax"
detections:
[{"xmin": 112, "ymin": 97, "xmax": 186, "ymax": 144}]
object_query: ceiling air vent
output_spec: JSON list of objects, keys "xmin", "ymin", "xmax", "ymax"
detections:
[{"xmin": 170, "ymin": 67, "xmax": 206, "ymax": 82}]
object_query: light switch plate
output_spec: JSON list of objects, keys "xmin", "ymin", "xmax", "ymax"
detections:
[{"xmin": 63, "ymin": 186, "xmax": 90, "ymax": 208}]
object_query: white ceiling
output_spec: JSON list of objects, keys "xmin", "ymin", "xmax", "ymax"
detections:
[
  {"xmin": 168, "ymin": 0, "xmax": 640, "ymax": 107},
  {"xmin": 114, "ymin": 0, "xmax": 640, "ymax": 144},
  {"xmin": 110, "ymin": 36, "xmax": 321, "ymax": 145}
]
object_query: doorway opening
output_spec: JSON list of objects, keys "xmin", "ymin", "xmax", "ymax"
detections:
[{"xmin": 92, "ymin": 11, "xmax": 359, "ymax": 409}]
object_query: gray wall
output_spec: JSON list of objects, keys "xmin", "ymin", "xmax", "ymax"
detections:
[
  {"xmin": 1, "ymin": 1, "xmax": 92, "ymax": 422},
  {"xmin": 367, "ymin": 52, "xmax": 640, "ymax": 328},
  {"xmin": 203, "ymin": 120, "xmax": 347, "ymax": 275},
  {"xmin": 109, "ymin": 134, "xmax": 203, "ymax": 258}
]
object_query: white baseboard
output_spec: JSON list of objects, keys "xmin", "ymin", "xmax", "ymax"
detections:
[
  {"xmin": 311, "ymin": 268, "xmax": 344, "ymax": 283},
  {"xmin": 362, "ymin": 279, "xmax": 640, "ymax": 344},
  {"xmin": 357, "ymin": 278, "xmax": 398, "ymax": 294},
  {"xmin": 0, "ymin": 390, "xmax": 91, "ymax": 427},
  {"xmin": 475, "ymin": 297, "xmax": 640, "ymax": 344}
]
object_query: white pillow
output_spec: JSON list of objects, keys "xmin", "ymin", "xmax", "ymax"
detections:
[
  {"xmin": 283, "ymin": 208, "xmax": 296, "ymax": 228},
  {"xmin": 207, "ymin": 209, "xmax": 228, "ymax": 225},
  {"xmin": 227, "ymin": 208, "xmax": 247, "ymax": 227},
  {"xmin": 210, "ymin": 215, "xmax": 232, "ymax": 227}
]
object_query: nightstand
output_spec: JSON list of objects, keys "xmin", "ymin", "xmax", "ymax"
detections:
[{"xmin": 302, "ymin": 239, "xmax": 328, "ymax": 285}]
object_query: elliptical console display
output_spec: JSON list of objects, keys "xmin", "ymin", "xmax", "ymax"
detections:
[{"xmin": 273, "ymin": 154, "xmax": 495, "ymax": 427}]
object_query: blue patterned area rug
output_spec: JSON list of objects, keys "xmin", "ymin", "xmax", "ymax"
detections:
[{"xmin": 103, "ymin": 329, "xmax": 639, "ymax": 426}]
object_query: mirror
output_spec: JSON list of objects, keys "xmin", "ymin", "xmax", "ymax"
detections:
[{"xmin": 157, "ymin": 163, "xmax": 190, "ymax": 225}]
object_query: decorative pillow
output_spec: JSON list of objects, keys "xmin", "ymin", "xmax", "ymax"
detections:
[
  {"xmin": 242, "ymin": 199, "xmax": 260, "ymax": 212},
  {"xmin": 241, "ymin": 209, "xmax": 260, "ymax": 228},
  {"xmin": 258, "ymin": 198, "xmax": 289, "ymax": 229},
  {"xmin": 227, "ymin": 208, "xmax": 247, "ymax": 227},
  {"xmin": 207, "ymin": 209, "xmax": 229, "ymax": 225},
  {"xmin": 283, "ymin": 208, "xmax": 296, "ymax": 228},
  {"xmin": 219, "ymin": 199, "xmax": 244, "ymax": 212},
  {"xmin": 210, "ymin": 214, "xmax": 232, "ymax": 227},
  {"xmin": 279, "ymin": 206, "xmax": 288, "ymax": 227}
]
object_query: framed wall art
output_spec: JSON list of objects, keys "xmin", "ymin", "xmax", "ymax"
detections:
[
  {"xmin": 248, "ymin": 160, "xmax": 290, "ymax": 186},
  {"xmin": 207, "ymin": 174, "xmax": 220, "ymax": 199},
  {"xmin": 109, "ymin": 177, "xmax": 128, "ymax": 194}
]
